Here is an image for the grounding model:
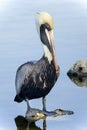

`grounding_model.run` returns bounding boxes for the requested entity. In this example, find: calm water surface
[0,1,87,130]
